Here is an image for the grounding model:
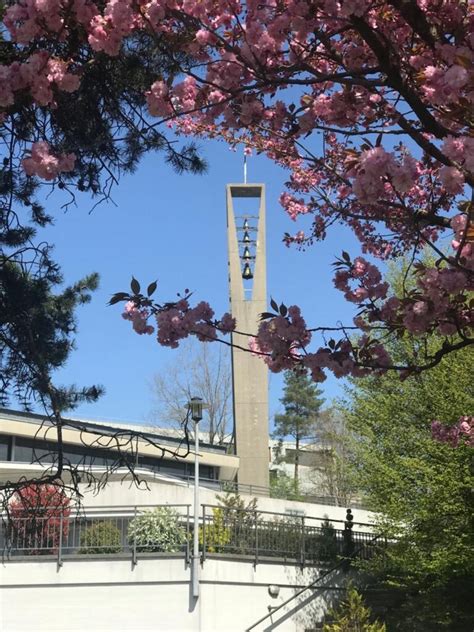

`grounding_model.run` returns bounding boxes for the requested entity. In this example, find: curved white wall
[0,556,348,632]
